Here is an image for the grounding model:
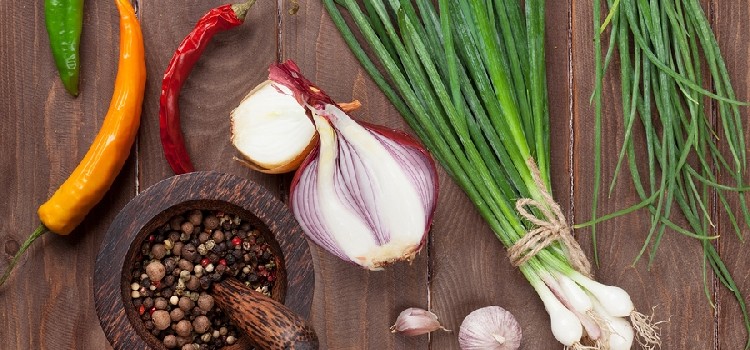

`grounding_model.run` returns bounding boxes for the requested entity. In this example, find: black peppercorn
[164,258,177,273]
[198,232,210,244]
[224,254,235,265]
[169,231,181,243]
[170,216,184,231]
[208,253,220,264]
[203,216,219,230]
[143,297,154,309]
[188,210,202,226]
[231,250,242,260]
[182,244,198,262]
[187,276,200,291]
[181,221,194,235]
[212,230,224,242]
[130,209,277,349]
[164,275,176,287]
[178,259,194,272]
[172,242,183,256]
[199,276,211,290]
